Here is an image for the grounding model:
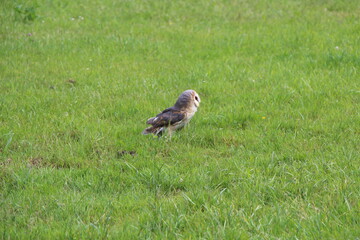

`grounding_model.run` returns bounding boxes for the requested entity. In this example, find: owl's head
[174,90,201,109]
